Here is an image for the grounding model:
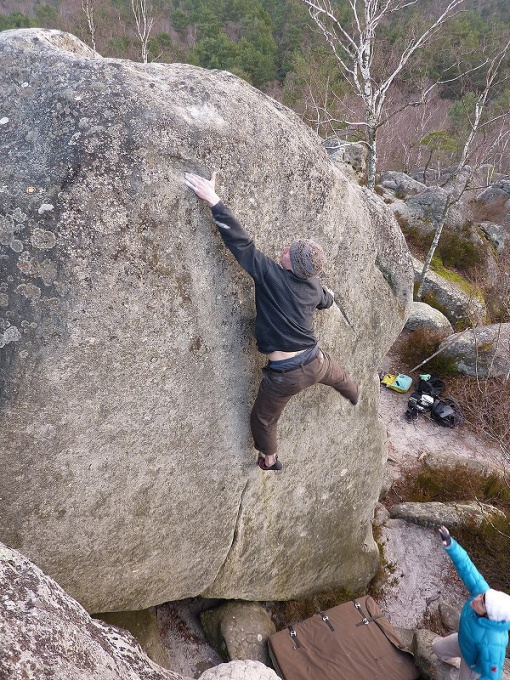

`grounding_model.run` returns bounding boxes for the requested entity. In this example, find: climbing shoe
[258,457,283,471]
